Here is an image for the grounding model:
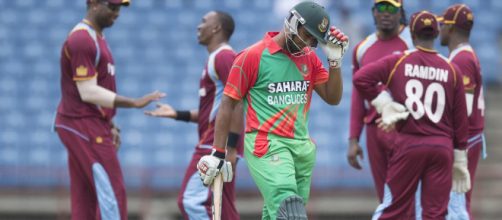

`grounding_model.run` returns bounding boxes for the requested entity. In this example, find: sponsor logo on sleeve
[76,65,88,76]
[463,75,471,85]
